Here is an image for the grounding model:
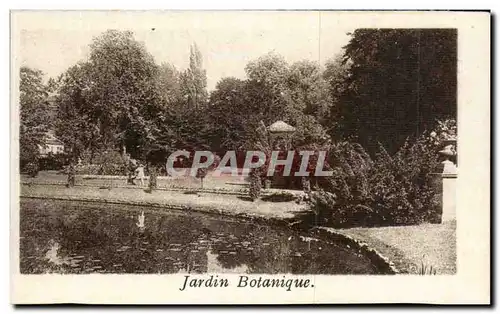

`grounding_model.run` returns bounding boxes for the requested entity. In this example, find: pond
[19,198,383,274]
